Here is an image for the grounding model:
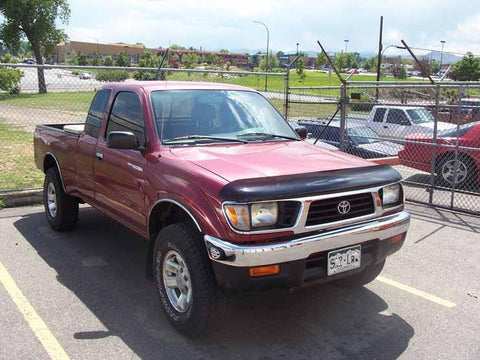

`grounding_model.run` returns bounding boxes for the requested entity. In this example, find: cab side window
[85,89,111,138]
[386,109,409,125]
[106,91,145,146]
[373,108,386,122]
